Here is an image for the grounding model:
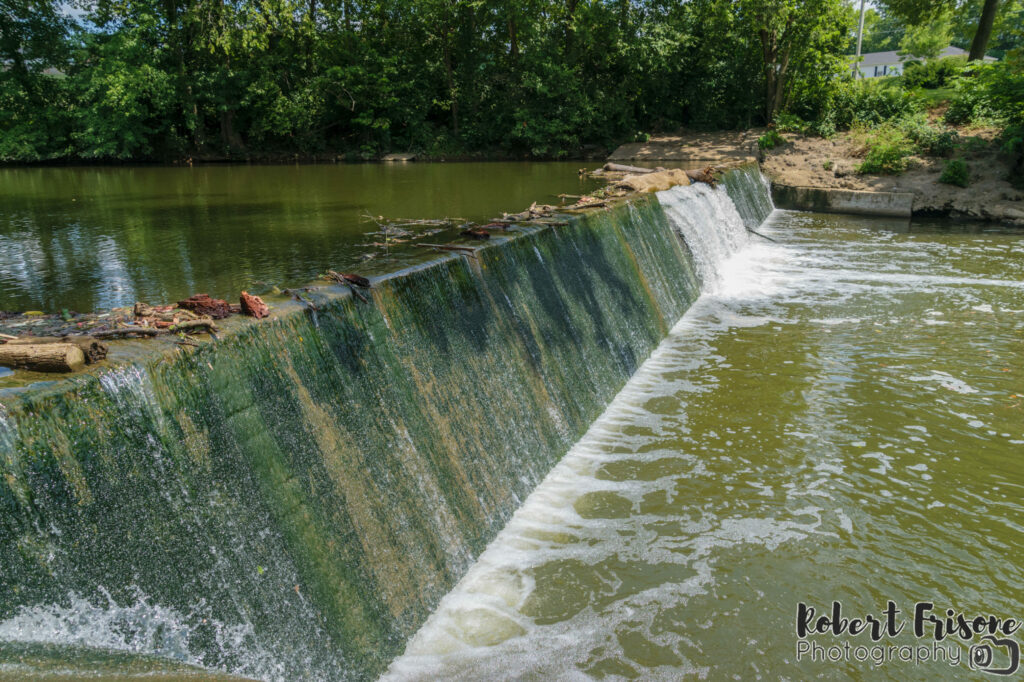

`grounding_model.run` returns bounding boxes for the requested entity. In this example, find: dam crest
[0,165,773,680]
